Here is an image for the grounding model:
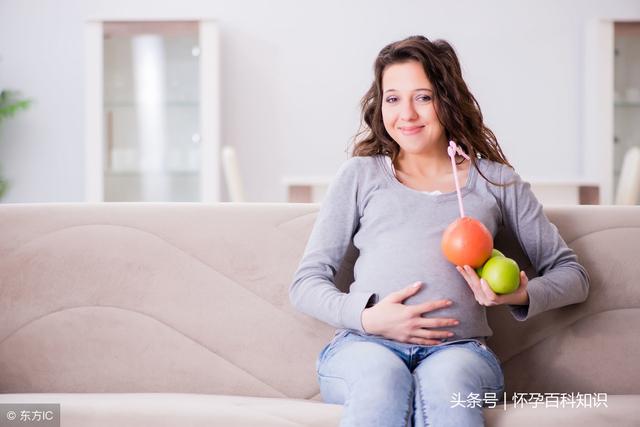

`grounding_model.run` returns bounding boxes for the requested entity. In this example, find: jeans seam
[404,386,414,427]
[414,374,429,427]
